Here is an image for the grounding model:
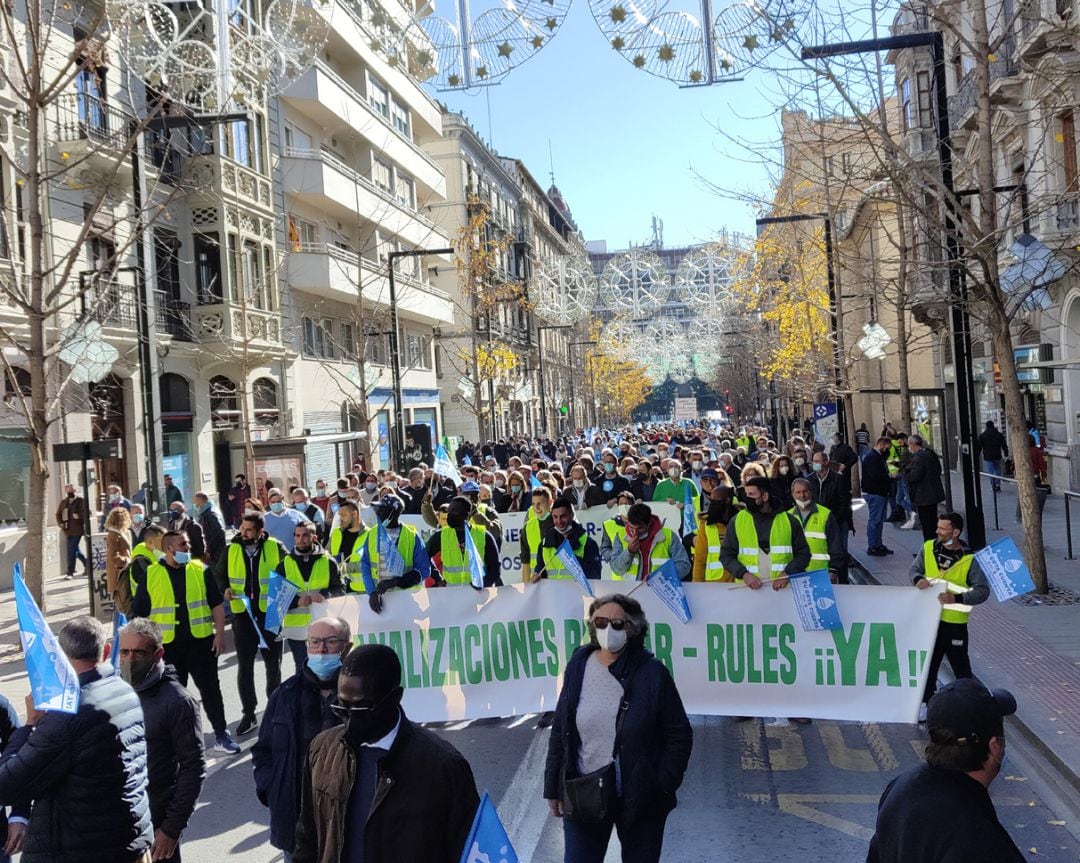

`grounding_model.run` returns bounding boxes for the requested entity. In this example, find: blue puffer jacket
[0,664,153,863]
[544,644,693,824]
[252,668,342,852]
